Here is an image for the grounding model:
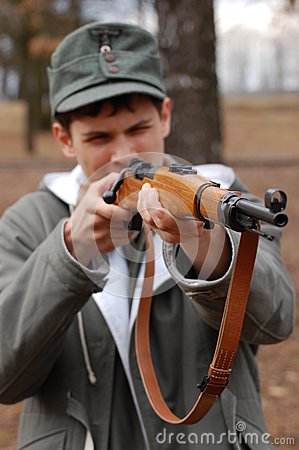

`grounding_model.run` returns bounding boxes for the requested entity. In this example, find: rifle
[102,158,289,425]
[103,157,288,238]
